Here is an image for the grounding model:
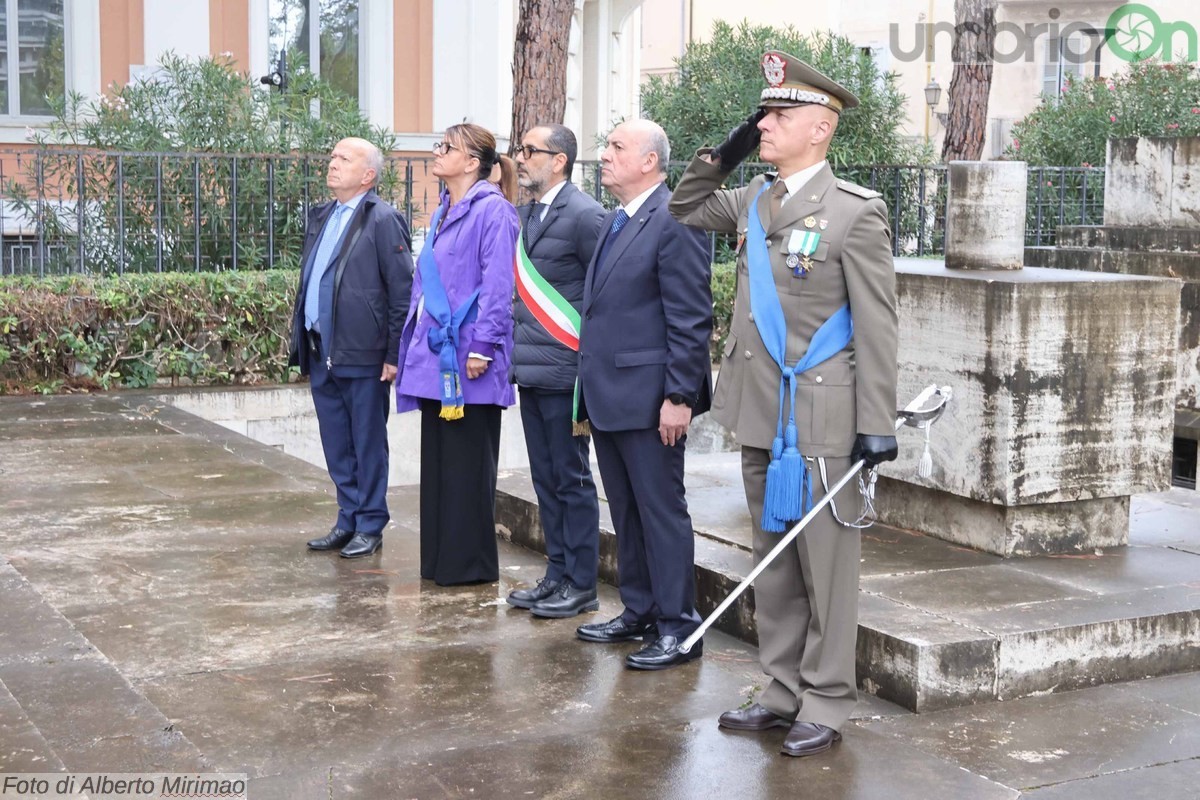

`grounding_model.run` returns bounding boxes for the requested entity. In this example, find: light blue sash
[419,204,480,420]
[746,180,854,532]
